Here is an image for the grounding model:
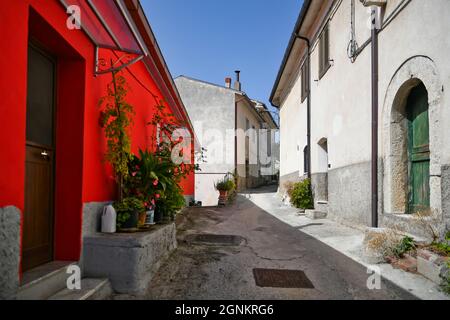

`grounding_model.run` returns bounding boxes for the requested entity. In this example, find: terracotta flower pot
[138,211,147,226]
[219,190,228,197]
[218,190,228,206]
